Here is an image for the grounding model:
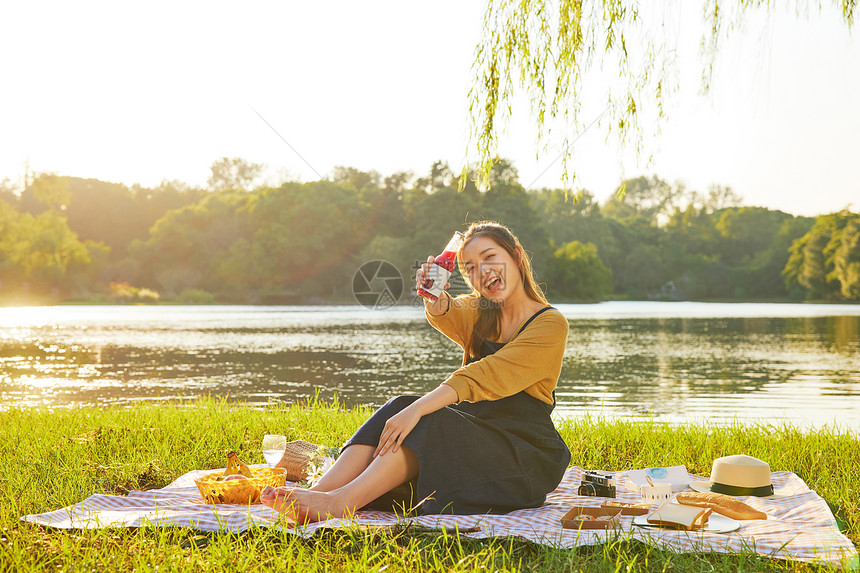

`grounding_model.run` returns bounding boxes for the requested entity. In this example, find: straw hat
[689,455,787,499]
